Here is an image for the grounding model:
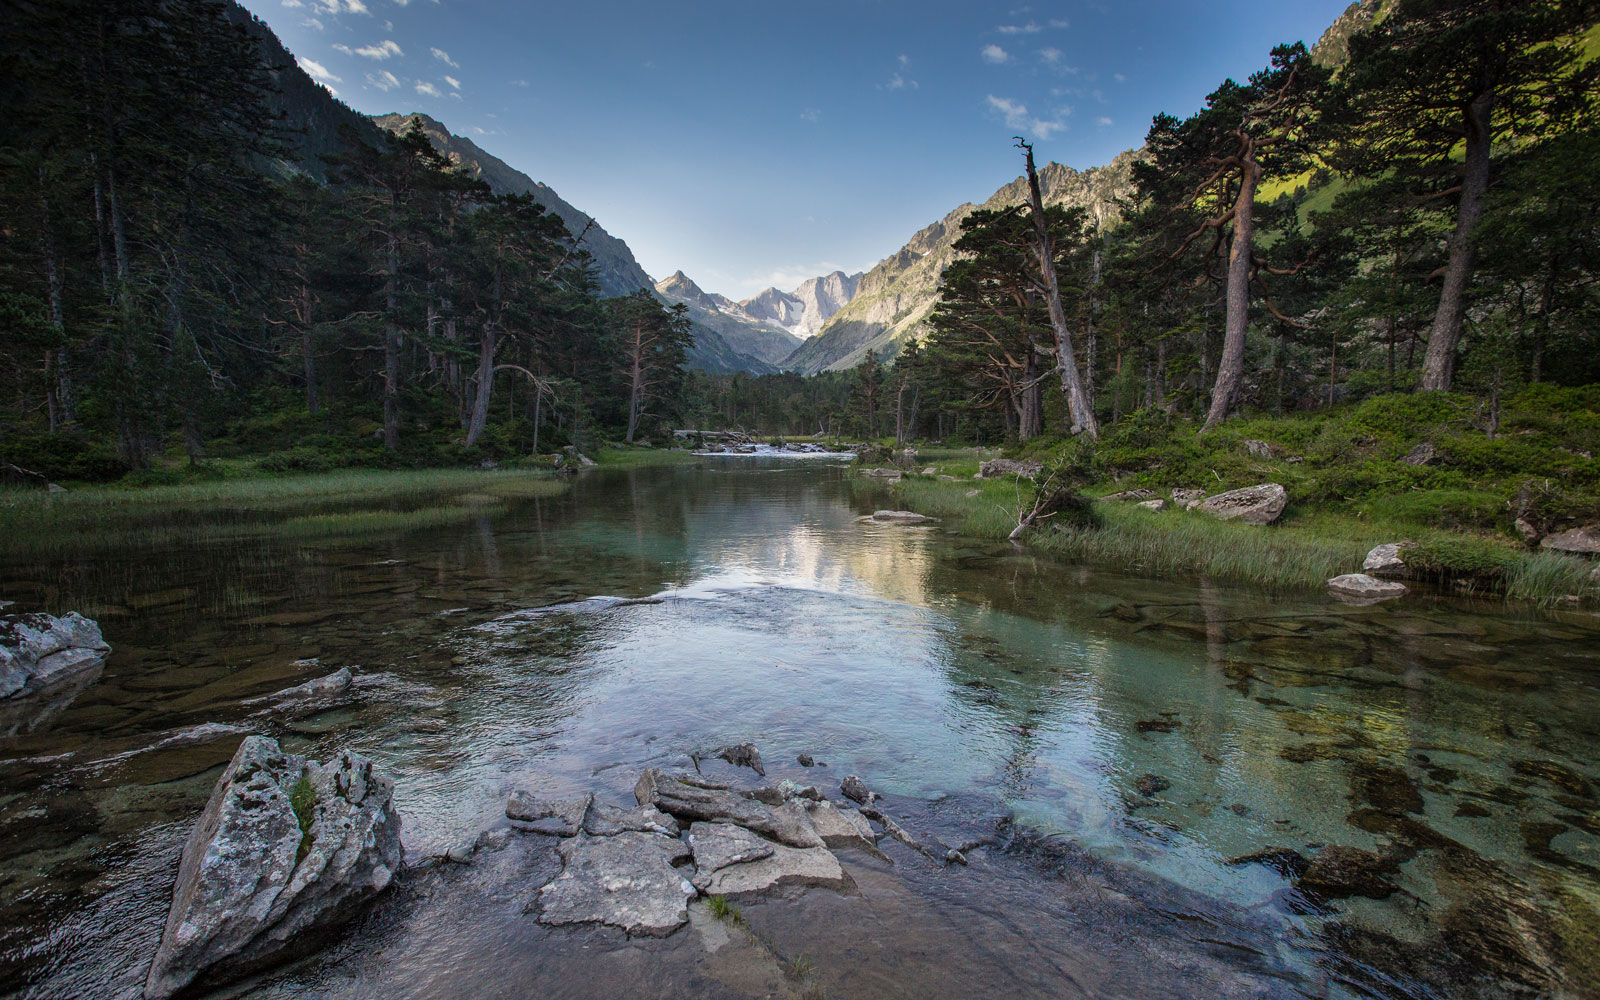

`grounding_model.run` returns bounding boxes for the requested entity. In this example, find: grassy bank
[855,390,1600,606]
